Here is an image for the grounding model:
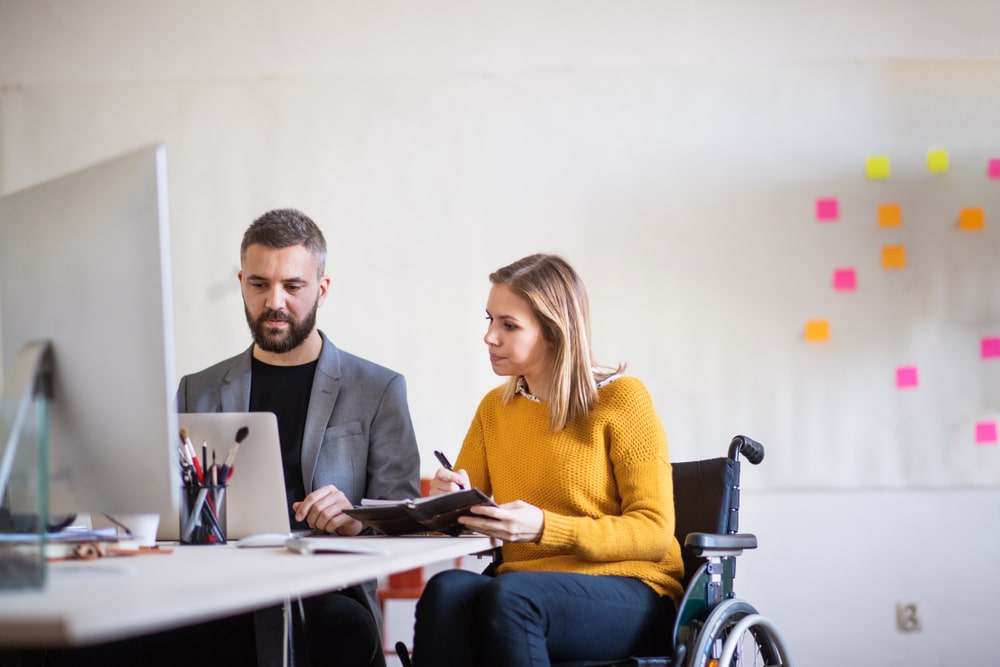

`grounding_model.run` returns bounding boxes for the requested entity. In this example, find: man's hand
[292,484,363,535]
[457,500,544,543]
